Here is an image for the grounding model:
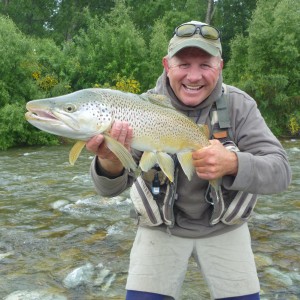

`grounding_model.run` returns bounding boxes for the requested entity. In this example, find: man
[86,21,291,300]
